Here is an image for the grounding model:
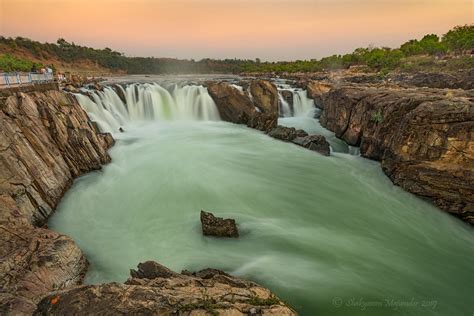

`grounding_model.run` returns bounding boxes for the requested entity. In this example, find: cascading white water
[292,90,316,117]
[278,93,292,117]
[76,83,220,133]
[278,89,316,118]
